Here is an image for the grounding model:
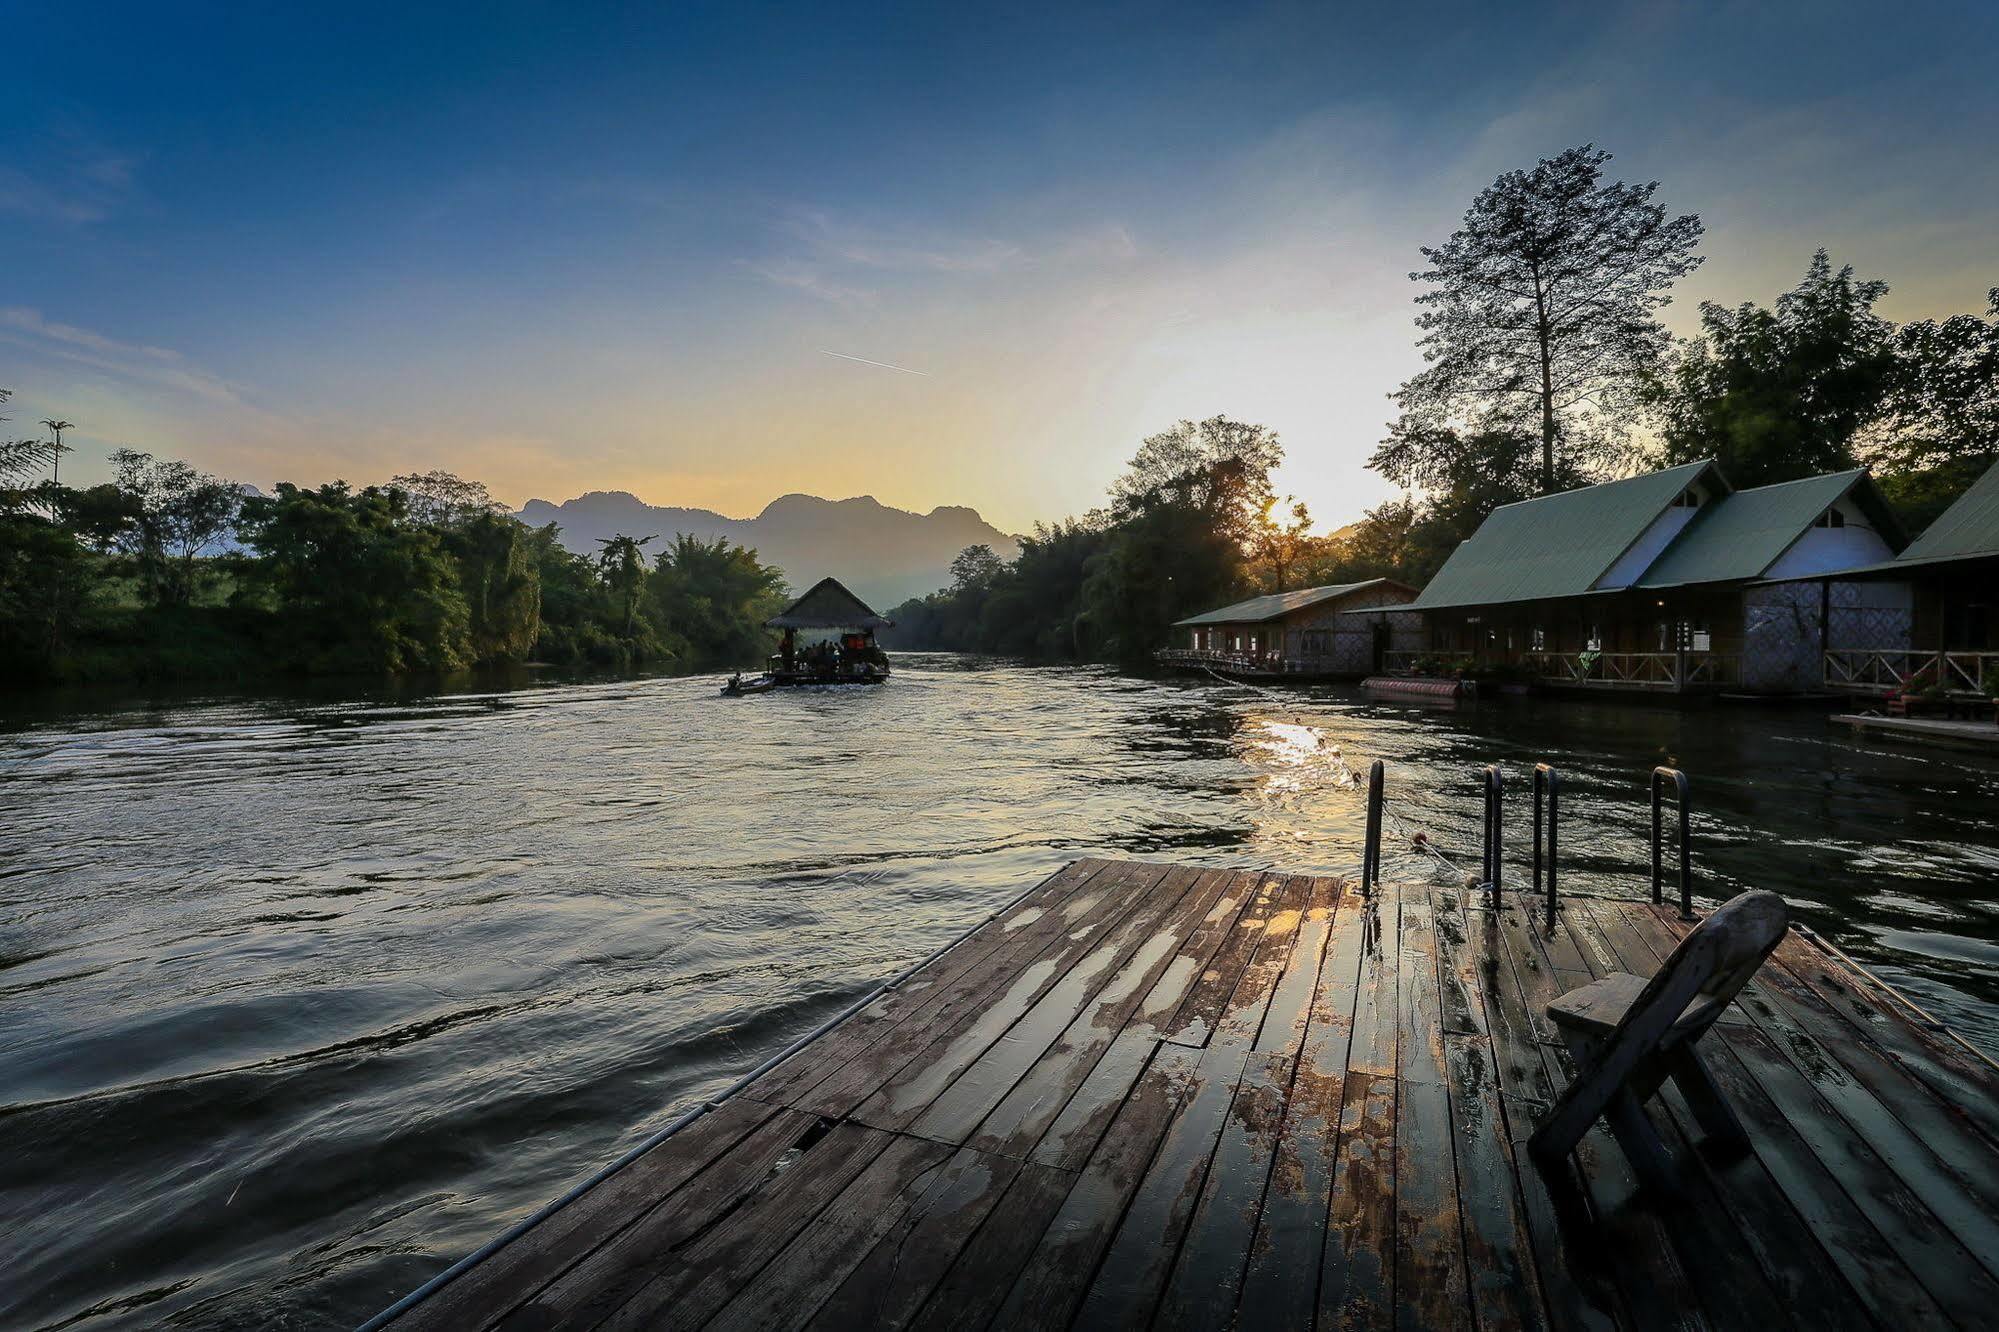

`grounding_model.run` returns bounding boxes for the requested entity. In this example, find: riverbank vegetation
[0,427,787,686]
[888,146,1996,662]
